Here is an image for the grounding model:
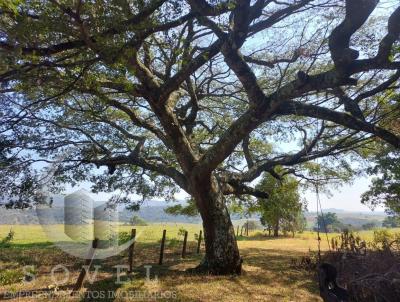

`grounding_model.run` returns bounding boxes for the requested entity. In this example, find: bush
[118,231,132,244]
[0,269,23,285]
[130,215,148,226]
[371,229,394,249]
[167,238,180,248]
[178,227,187,238]
[382,216,400,228]
[0,229,15,247]
[362,222,376,230]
